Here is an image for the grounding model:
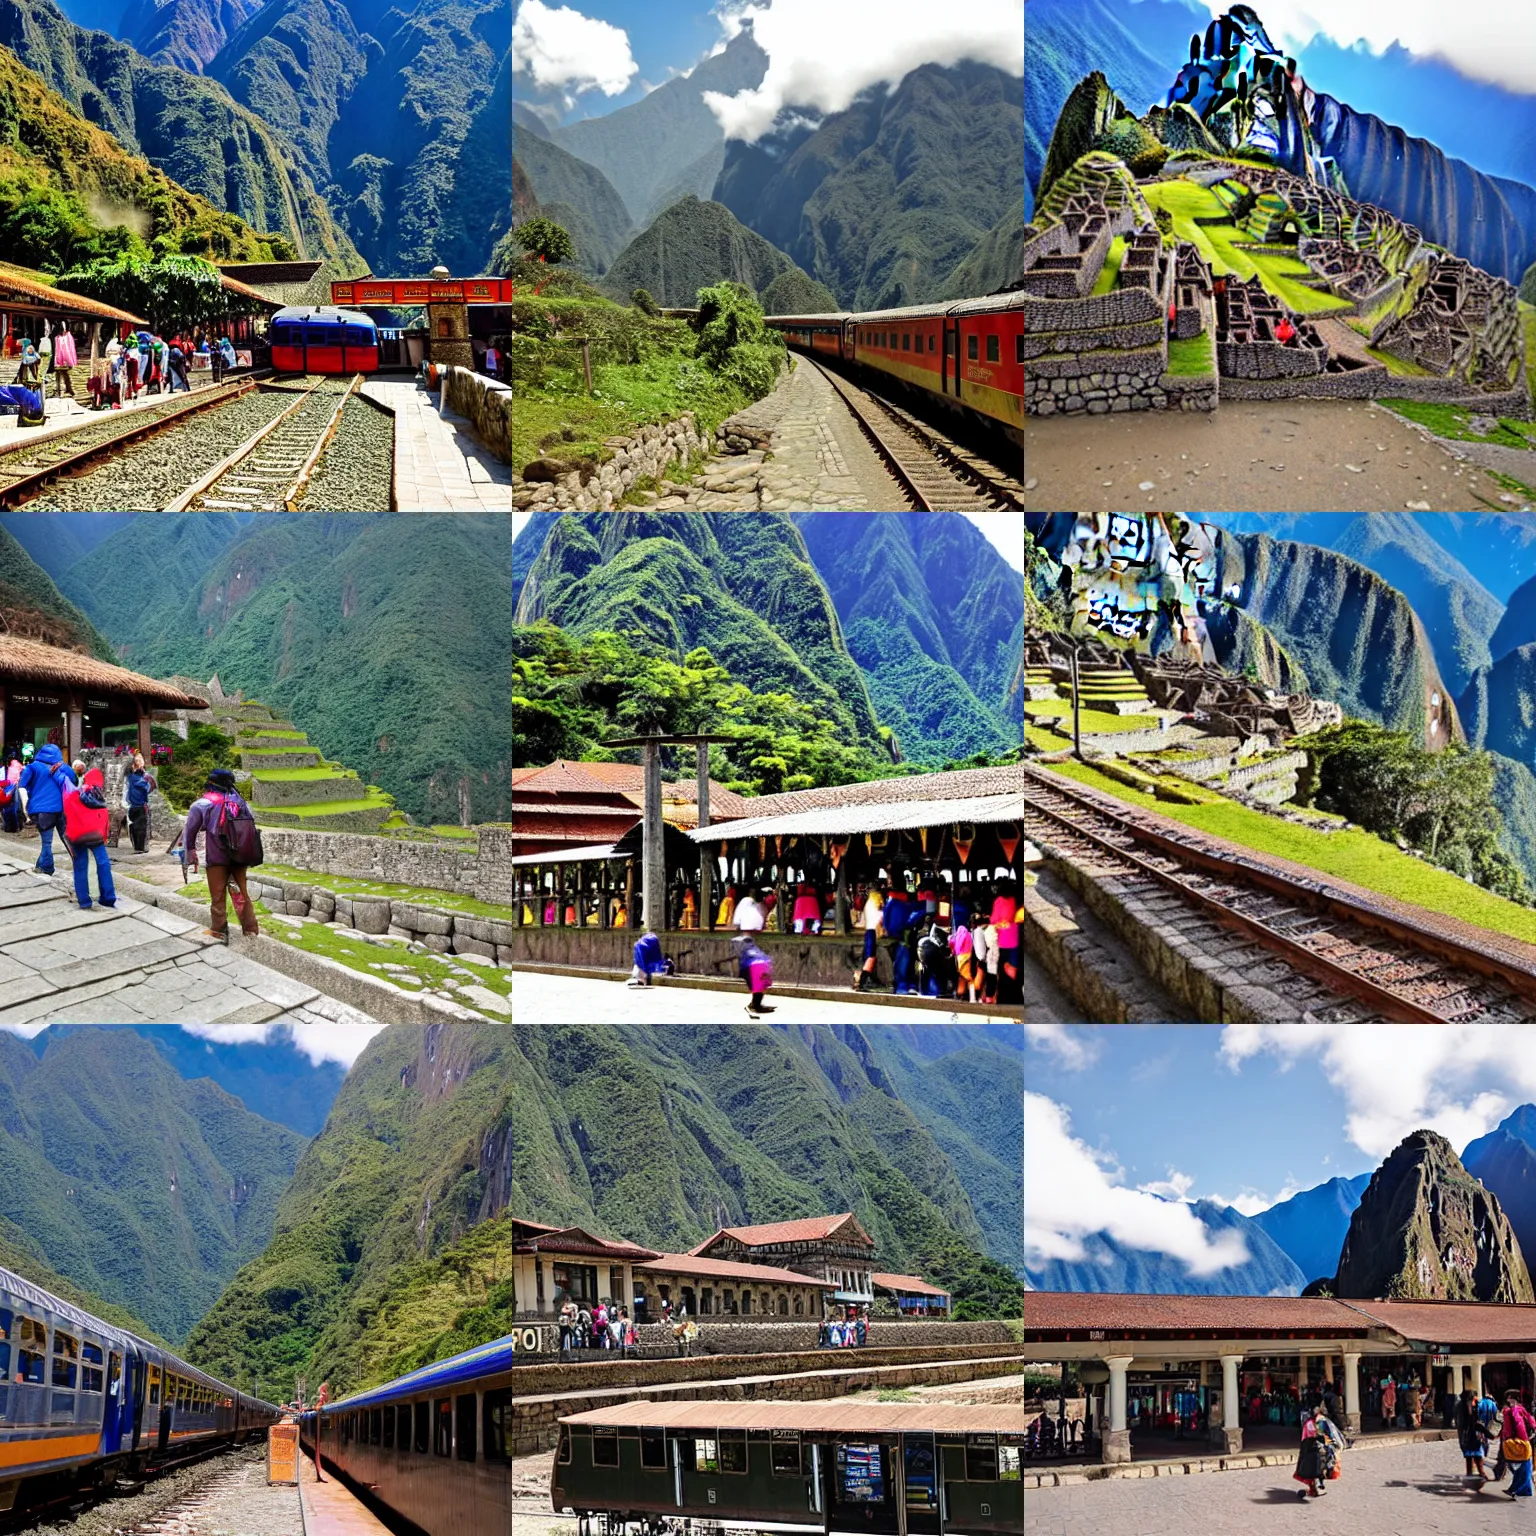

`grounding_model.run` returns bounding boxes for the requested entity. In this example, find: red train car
[269,306,378,374]
[768,292,1024,445]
